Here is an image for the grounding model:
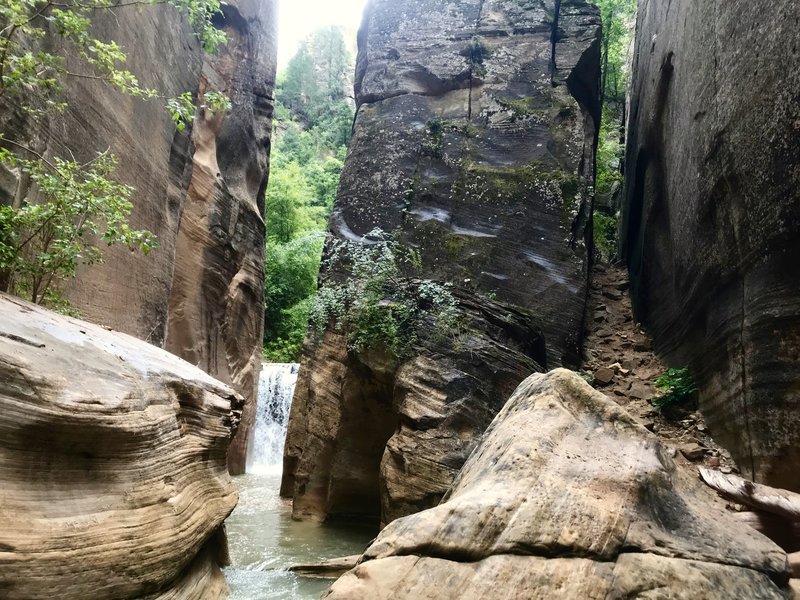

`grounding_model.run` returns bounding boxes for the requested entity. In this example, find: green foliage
[593,0,637,104]
[421,117,444,158]
[592,211,617,260]
[262,233,325,361]
[261,26,355,360]
[309,229,459,356]
[0,0,231,310]
[0,148,156,304]
[592,0,636,261]
[652,367,699,411]
[461,36,490,78]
